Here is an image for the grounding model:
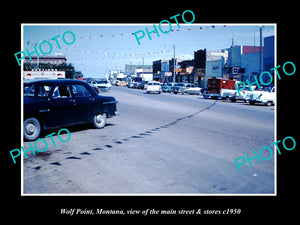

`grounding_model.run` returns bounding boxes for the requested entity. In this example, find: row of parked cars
[201,78,275,106]
[124,79,275,106]
[225,86,275,106]
[126,81,202,95]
